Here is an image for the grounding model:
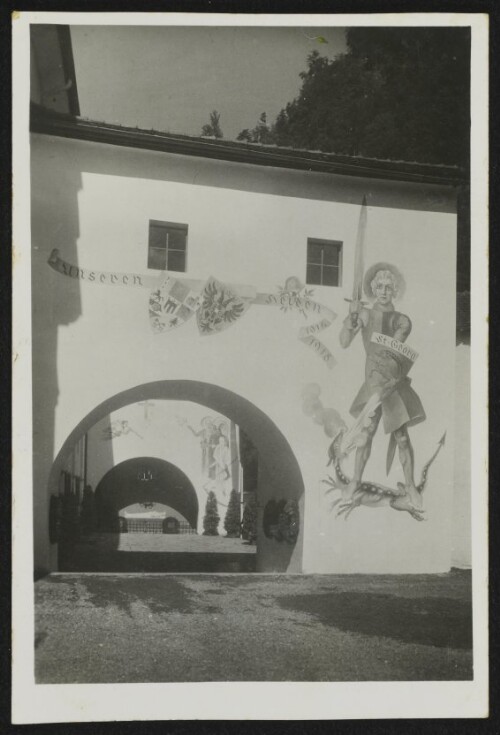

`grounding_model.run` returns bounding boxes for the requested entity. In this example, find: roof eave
[30,107,467,187]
